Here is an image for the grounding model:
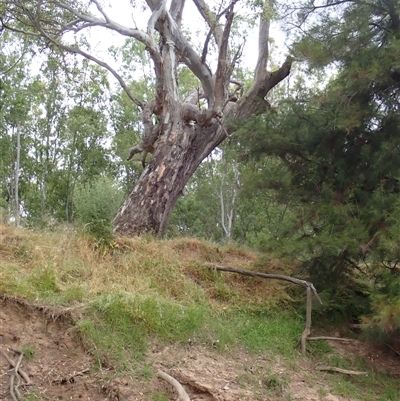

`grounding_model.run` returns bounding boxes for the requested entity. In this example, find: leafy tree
[1,0,292,236]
